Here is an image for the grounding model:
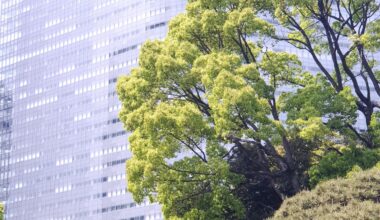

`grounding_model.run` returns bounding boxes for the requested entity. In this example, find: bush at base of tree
[308,147,380,187]
[271,164,380,220]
